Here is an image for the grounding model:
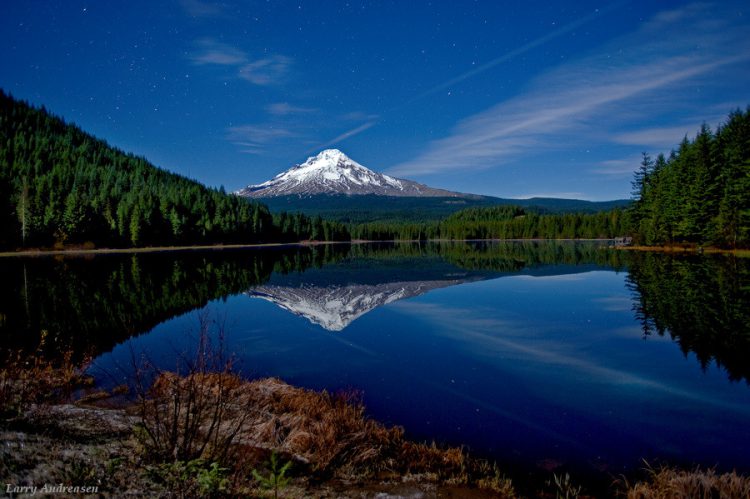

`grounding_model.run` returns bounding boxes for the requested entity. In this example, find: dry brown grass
[0,349,93,419]
[148,374,466,478]
[136,372,515,496]
[239,379,402,475]
[624,465,750,499]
